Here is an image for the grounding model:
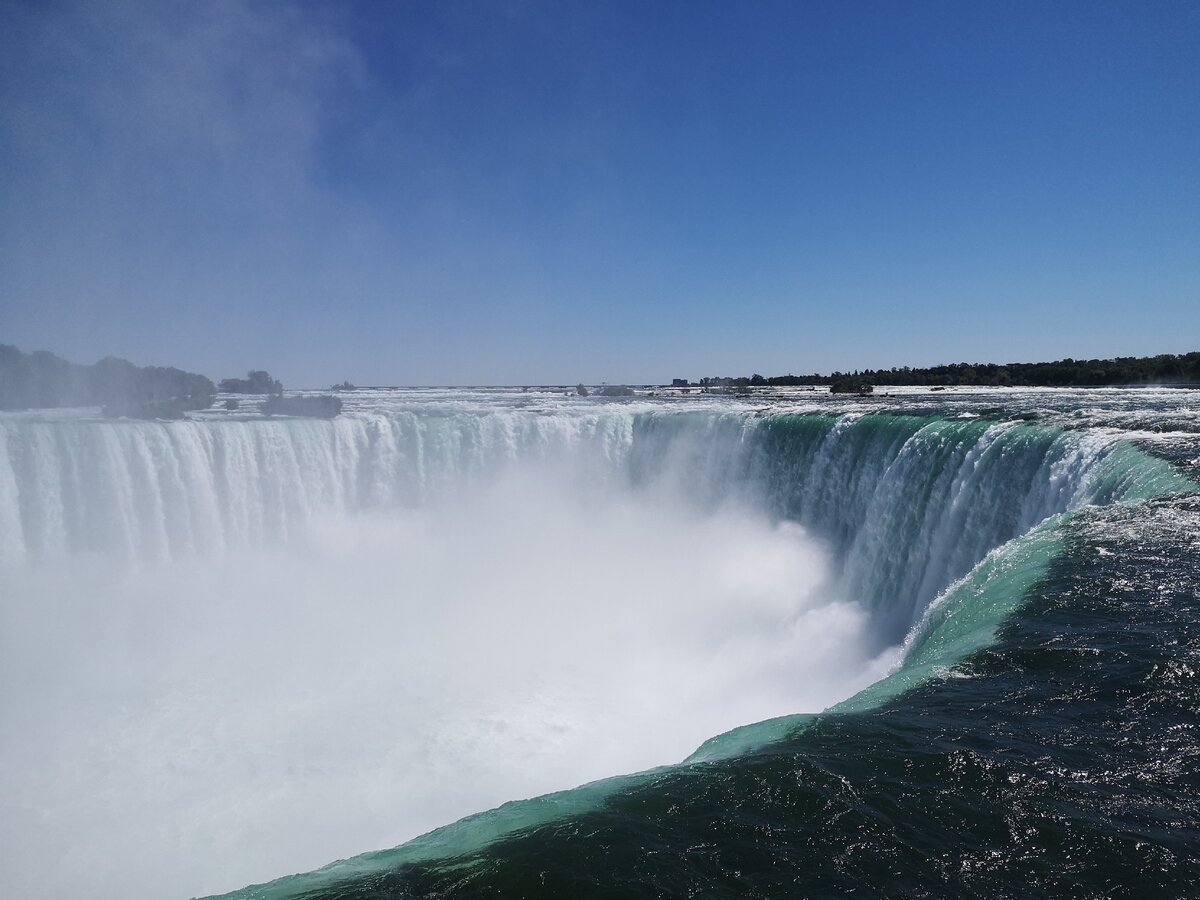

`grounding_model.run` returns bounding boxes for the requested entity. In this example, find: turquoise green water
[205,411,1195,900]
